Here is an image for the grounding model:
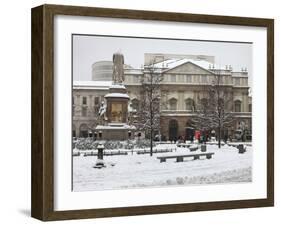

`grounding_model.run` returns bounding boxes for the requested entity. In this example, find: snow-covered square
[72,36,253,192]
[73,143,252,191]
